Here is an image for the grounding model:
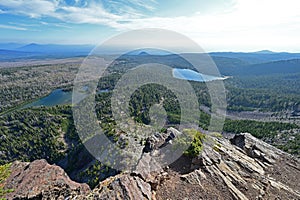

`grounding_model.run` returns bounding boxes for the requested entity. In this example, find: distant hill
[114,52,300,77]
[138,51,151,56]
[210,51,300,64]
[211,56,249,75]
[253,50,275,54]
[125,48,171,56]
[218,59,300,76]
[0,43,95,60]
